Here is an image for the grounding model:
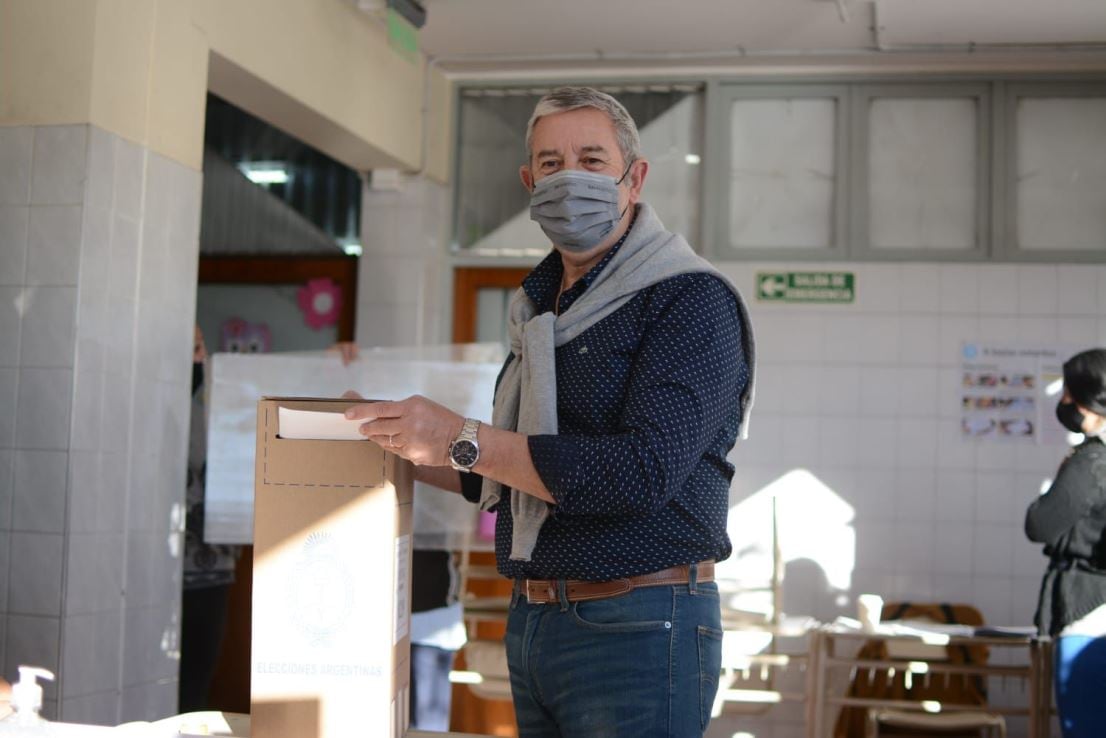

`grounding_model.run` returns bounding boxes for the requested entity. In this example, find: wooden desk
[807,624,1052,738]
